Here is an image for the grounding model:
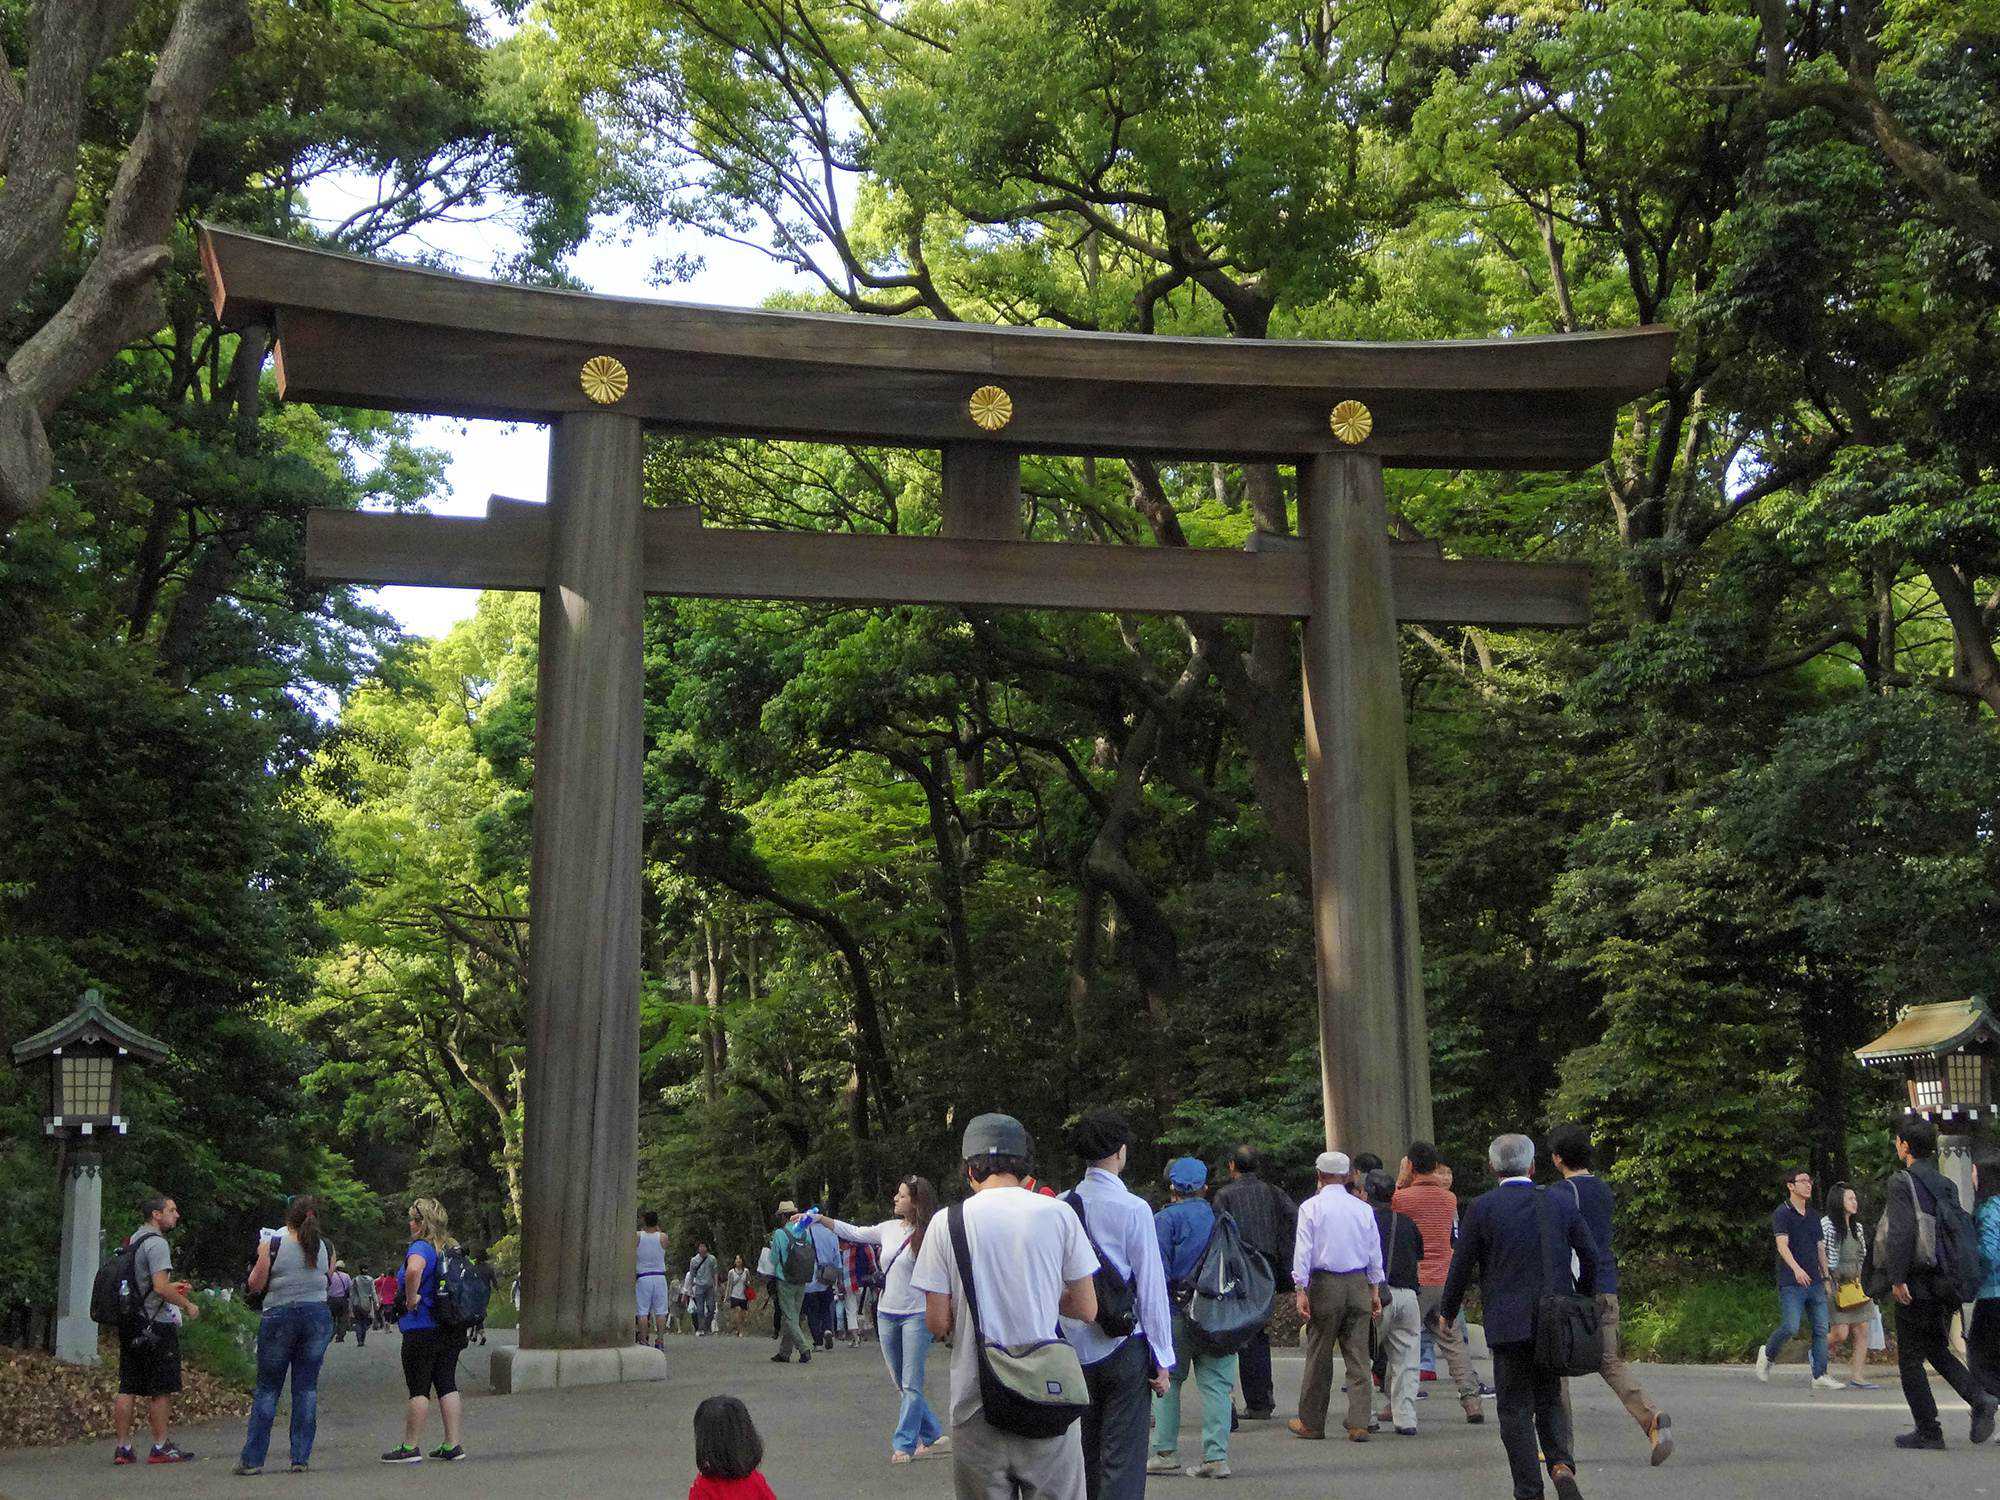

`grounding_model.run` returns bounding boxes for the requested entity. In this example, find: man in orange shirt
[1393,1142,1485,1425]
